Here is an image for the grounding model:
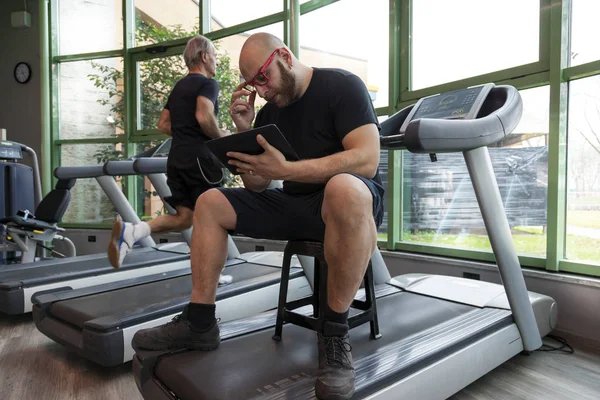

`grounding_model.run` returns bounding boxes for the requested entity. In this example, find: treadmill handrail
[103,160,137,176]
[403,85,523,153]
[133,157,168,174]
[54,165,106,179]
